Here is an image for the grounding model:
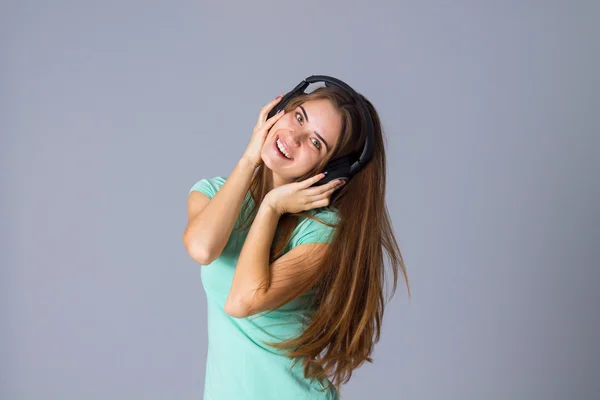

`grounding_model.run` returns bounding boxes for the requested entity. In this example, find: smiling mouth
[275,136,293,161]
